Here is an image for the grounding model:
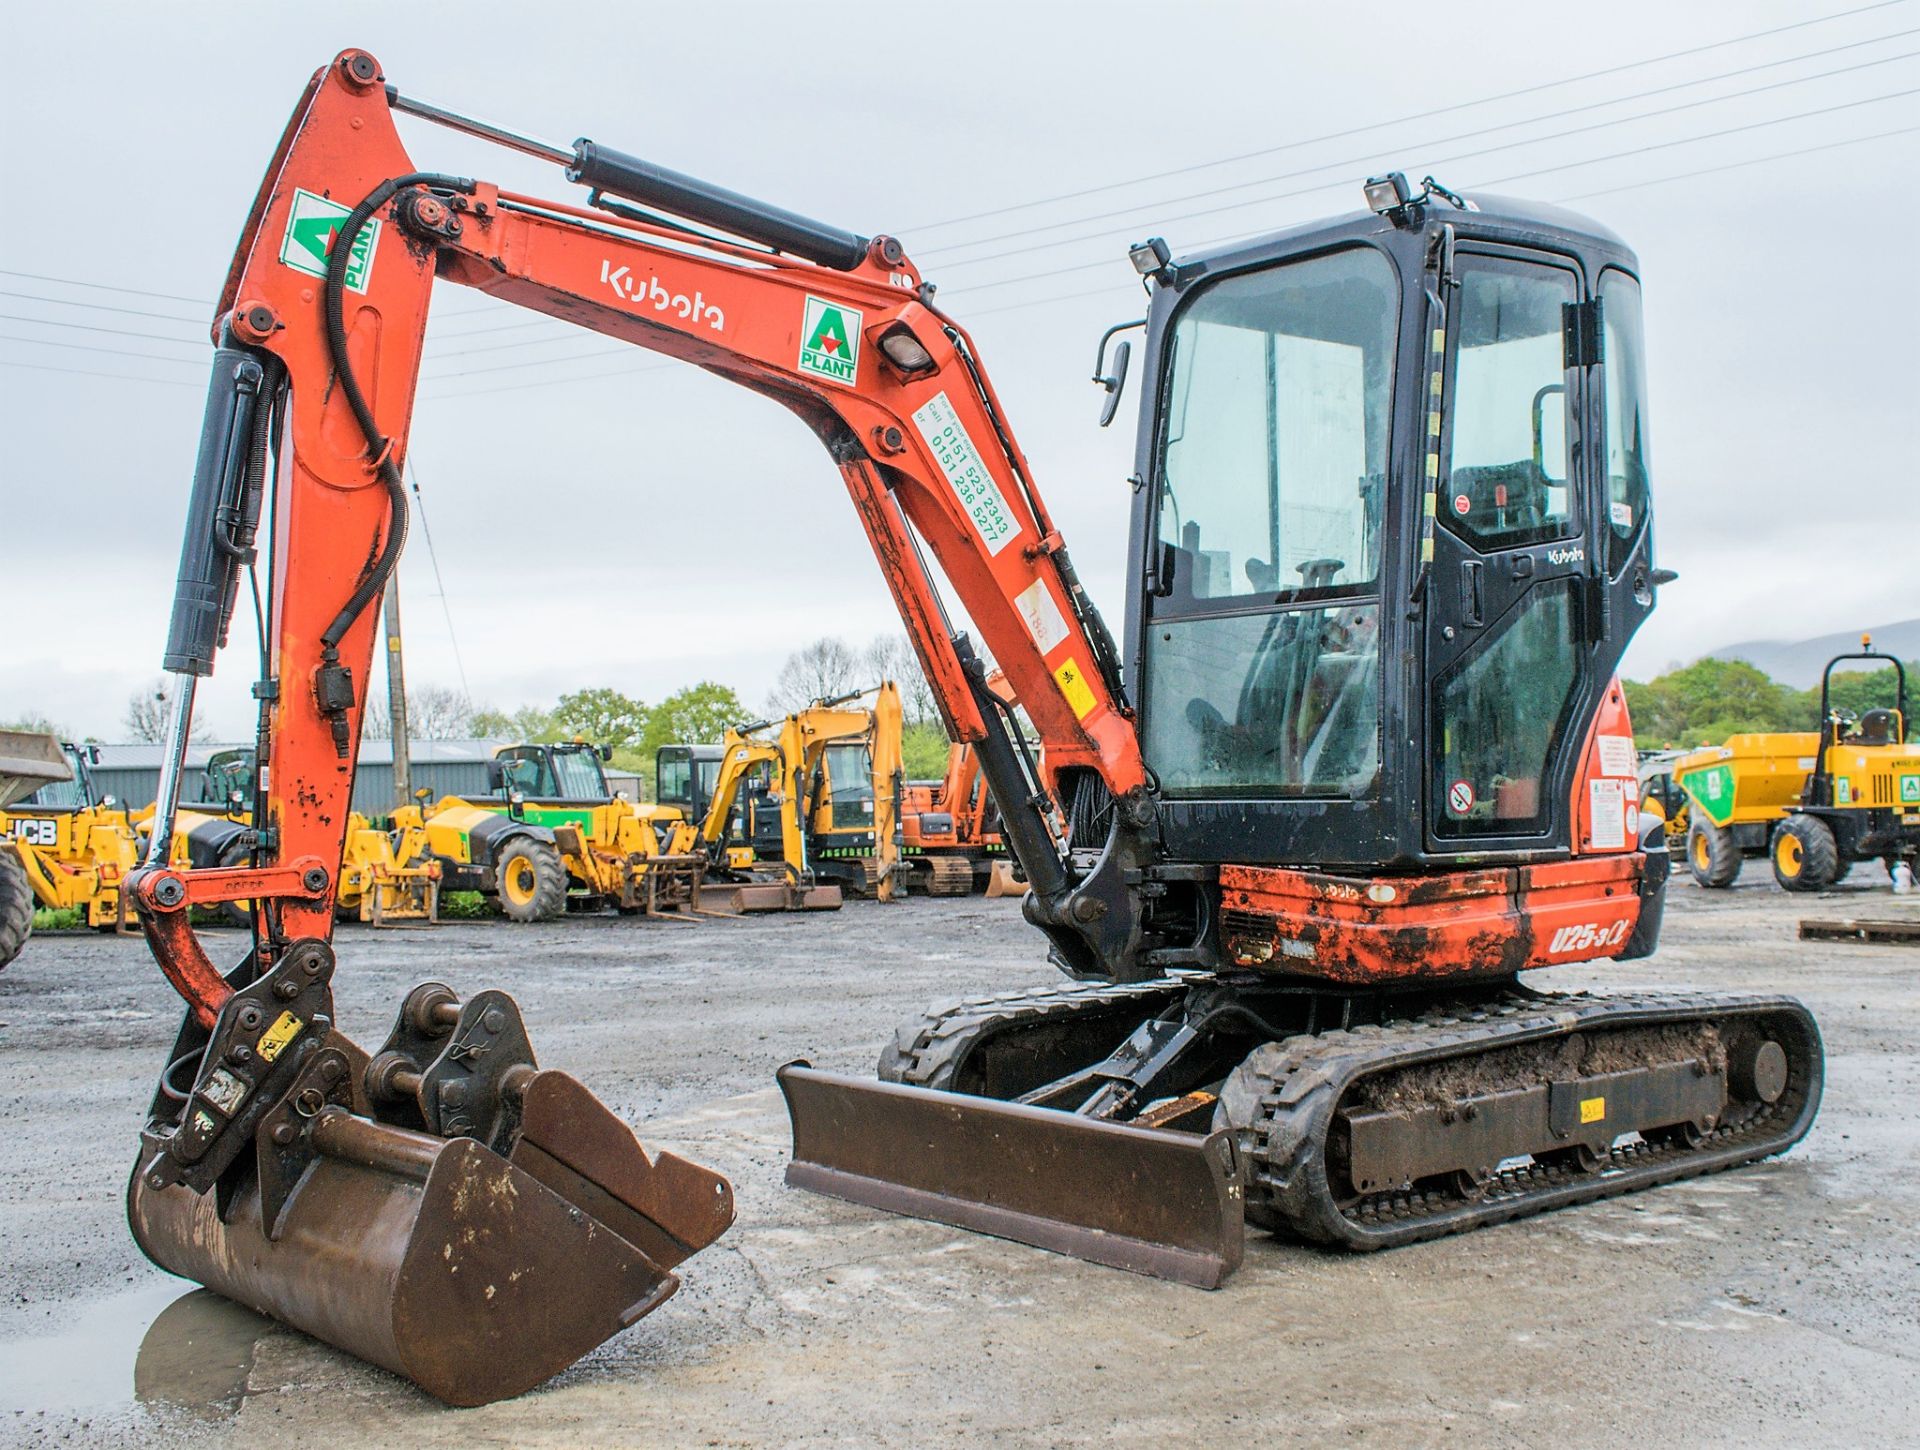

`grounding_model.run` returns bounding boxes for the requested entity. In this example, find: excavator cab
[1129,179,1656,876]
